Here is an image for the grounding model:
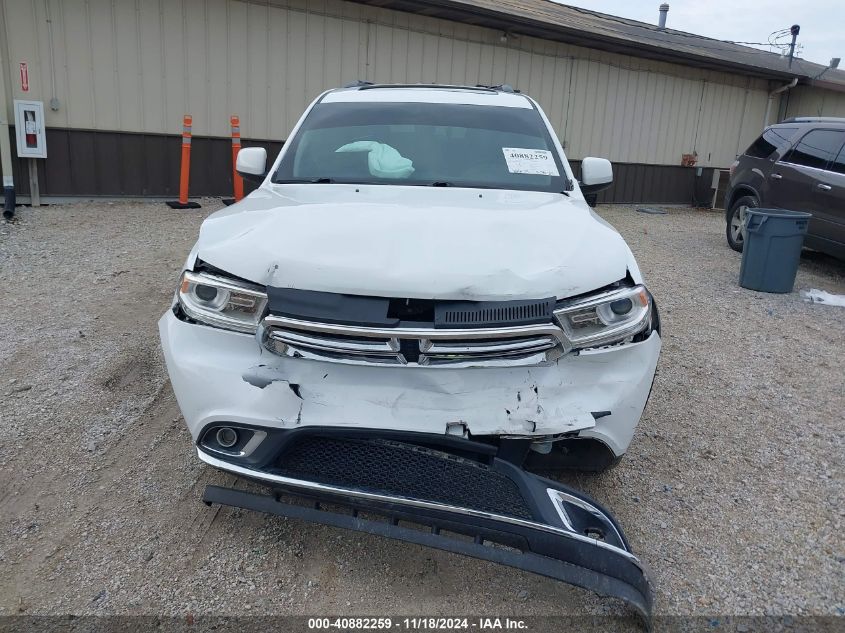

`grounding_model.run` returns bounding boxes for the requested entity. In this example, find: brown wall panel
[118,133,149,195]
[622,164,639,202]
[142,134,180,196]
[41,130,73,193]
[570,159,714,204]
[5,128,708,204]
[67,130,99,195]
[4,128,282,198]
[94,133,122,196]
